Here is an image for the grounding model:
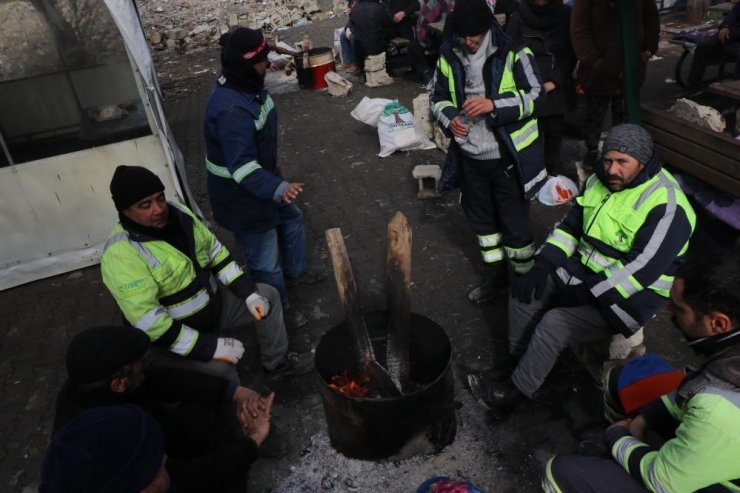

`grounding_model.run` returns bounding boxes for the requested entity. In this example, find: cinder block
[364,52,386,72]
[166,29,187,40]
[412,165,442,199]
[365,68,394,87]
[413,93,433,139]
